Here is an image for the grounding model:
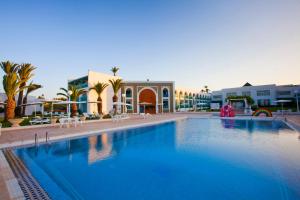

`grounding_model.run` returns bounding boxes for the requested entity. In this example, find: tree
[108,79,122,113]
[89,82,109,114]
[0,61,26,119]
[179,91,183,109]
[111,66,119,76]
[226,95,255,106]
[16,63,36,116]
[57,85,86,116]
[22,83,42,116]
[204,85,210,93]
